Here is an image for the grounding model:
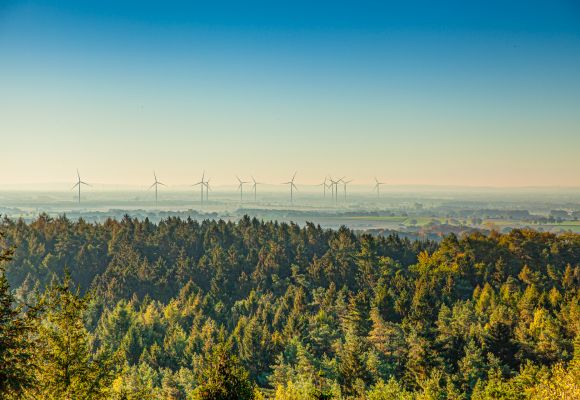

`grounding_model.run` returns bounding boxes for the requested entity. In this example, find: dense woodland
[1,214,579,399]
